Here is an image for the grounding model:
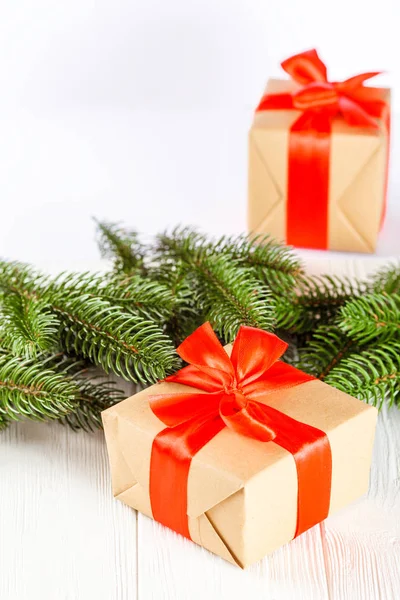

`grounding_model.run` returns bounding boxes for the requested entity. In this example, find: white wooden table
[1,257,399,600]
